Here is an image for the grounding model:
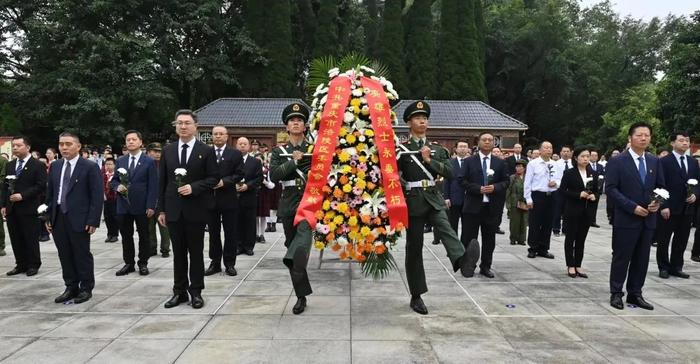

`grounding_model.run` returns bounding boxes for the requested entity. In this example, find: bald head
[236,137,250,154]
